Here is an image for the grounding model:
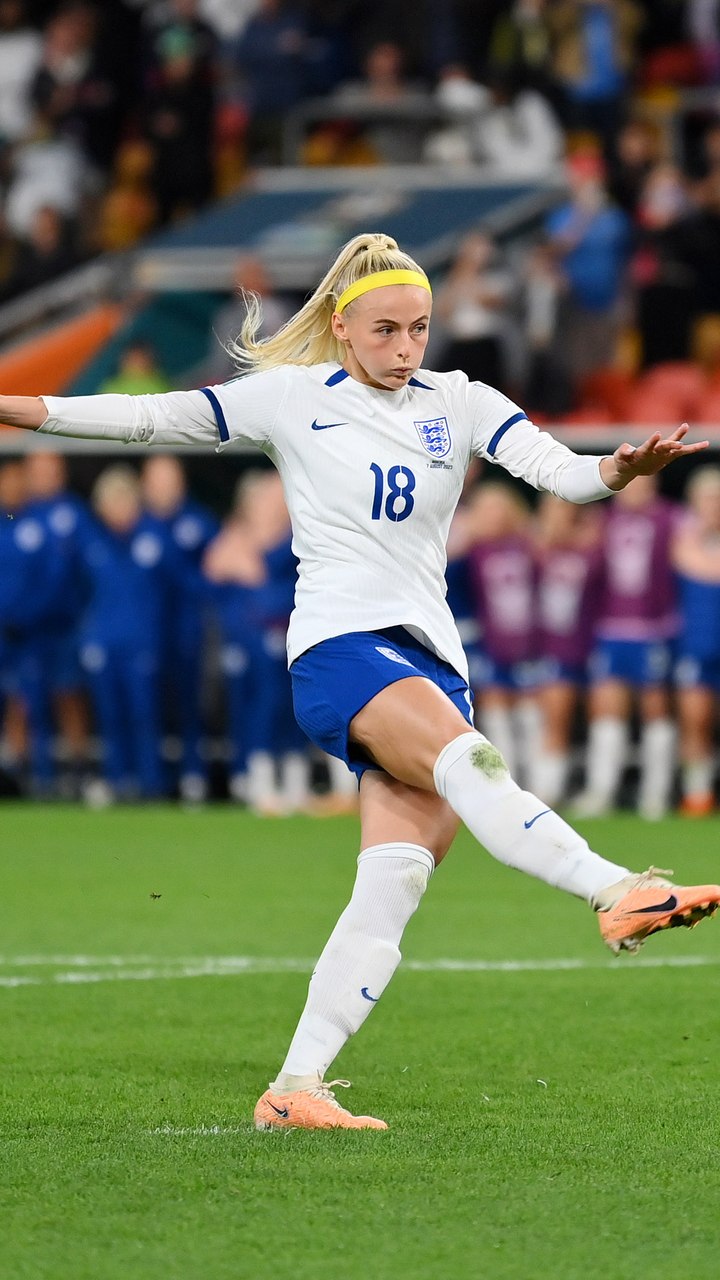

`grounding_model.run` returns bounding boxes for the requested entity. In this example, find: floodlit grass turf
[2,805,720,1280]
